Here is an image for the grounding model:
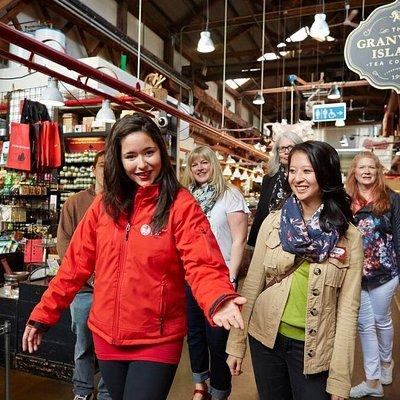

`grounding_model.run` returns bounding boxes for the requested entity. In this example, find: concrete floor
[1,290,400,400]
